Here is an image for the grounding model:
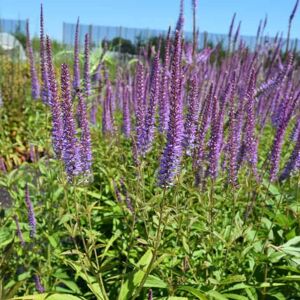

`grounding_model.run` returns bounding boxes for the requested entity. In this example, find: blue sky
[0,0,299,41]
